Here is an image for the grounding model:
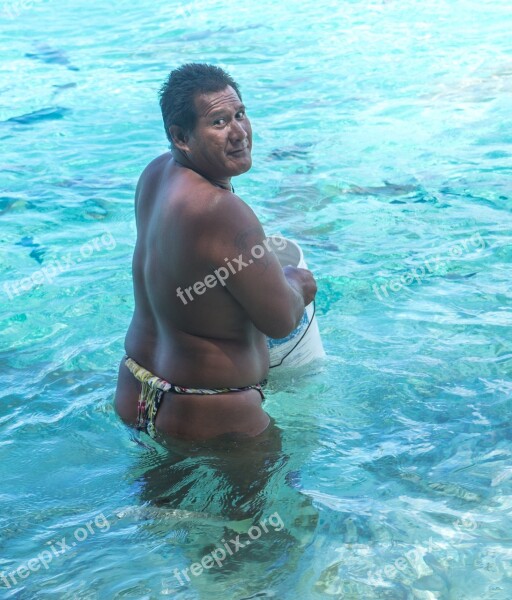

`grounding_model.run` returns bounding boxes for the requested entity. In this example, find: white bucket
[266,237,325,369]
